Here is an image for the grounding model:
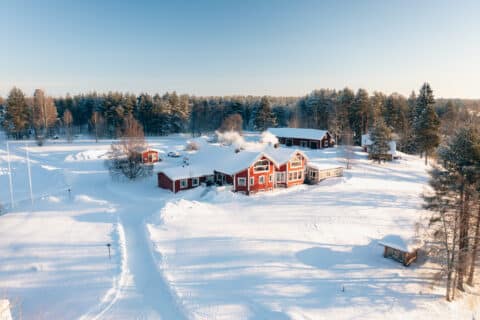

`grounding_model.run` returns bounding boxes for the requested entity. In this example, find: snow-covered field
[0,134,478,319]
